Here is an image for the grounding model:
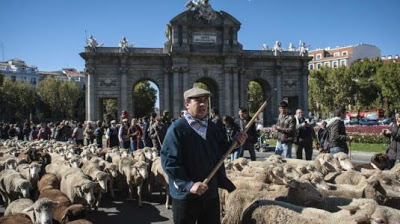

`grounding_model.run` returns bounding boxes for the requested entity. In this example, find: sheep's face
[151,148,158,158]
[106,165,118,178]
[80,182,96,206]
[320,154,341,172]
[6,159,17,169]
[334,152,355,171]
[96,173,109,192]
[289,180,323,205]
[19,180,32,198]
[69,158,81,168]
[143,148,153,161]
[135,162,149,179]
[33,204,56,224]
[284,165,301,180]
[29,164,42,180]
